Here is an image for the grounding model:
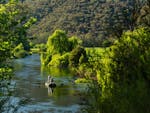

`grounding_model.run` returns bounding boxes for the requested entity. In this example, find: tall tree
[0,0,36,79]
